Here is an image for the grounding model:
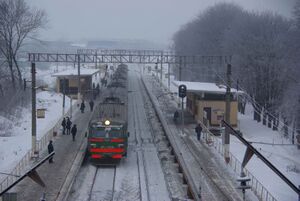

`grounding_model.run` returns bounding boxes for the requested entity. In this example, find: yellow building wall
[68,78,78,87]
[195,100,238,127]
